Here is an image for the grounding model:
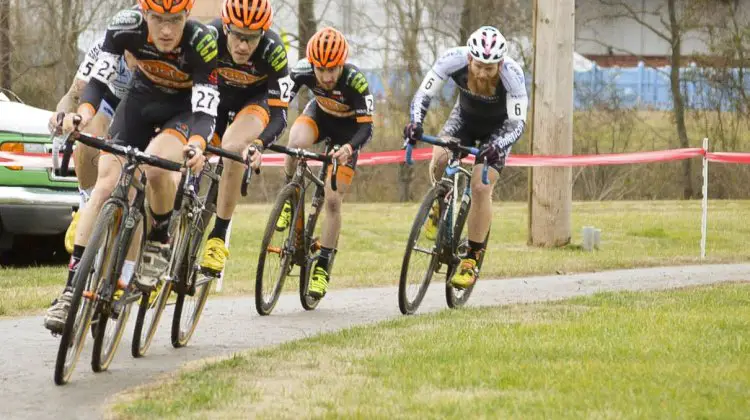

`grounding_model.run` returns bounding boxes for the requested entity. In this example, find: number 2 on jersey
[277,75,294,103]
